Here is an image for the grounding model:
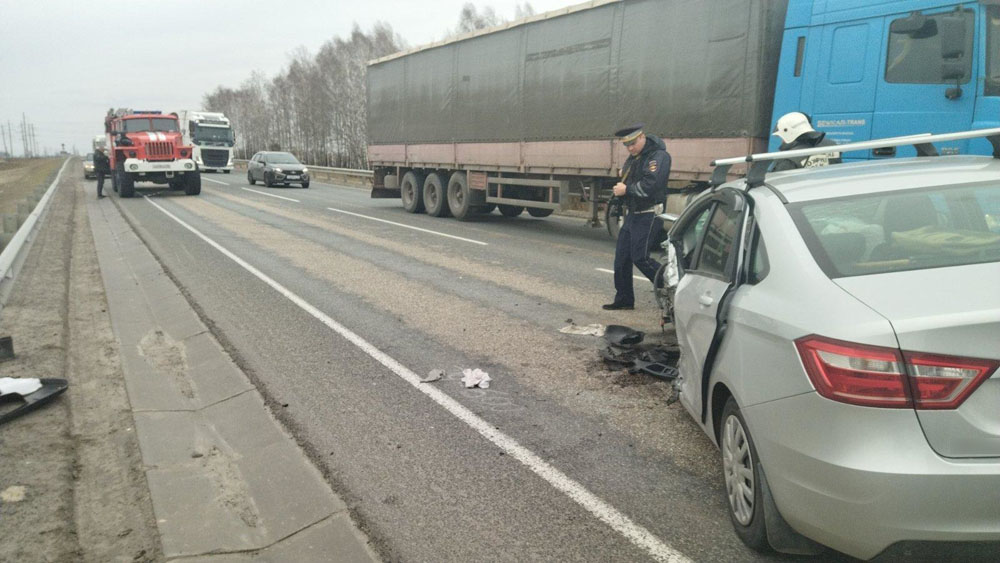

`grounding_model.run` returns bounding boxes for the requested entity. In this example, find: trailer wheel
[527,207,554,218]
[423,173,451,217]
[498,204,523,217]
[447,171,477,221]
[481,203,496,214]
[118,170,135,198]
[184,172,201,195]
[401,171,425,213]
